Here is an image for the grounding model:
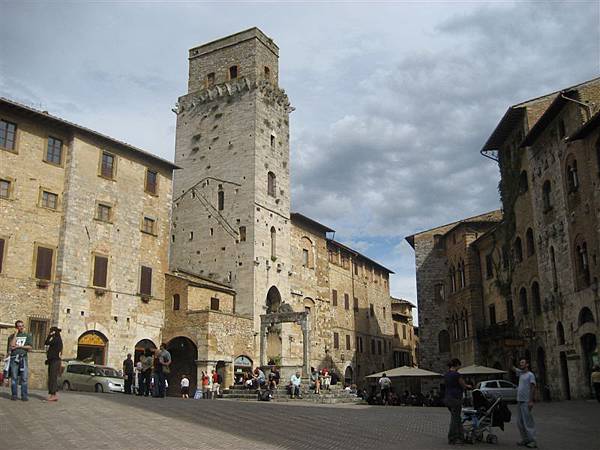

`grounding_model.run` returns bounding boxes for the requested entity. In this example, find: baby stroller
[462,389,511,444]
